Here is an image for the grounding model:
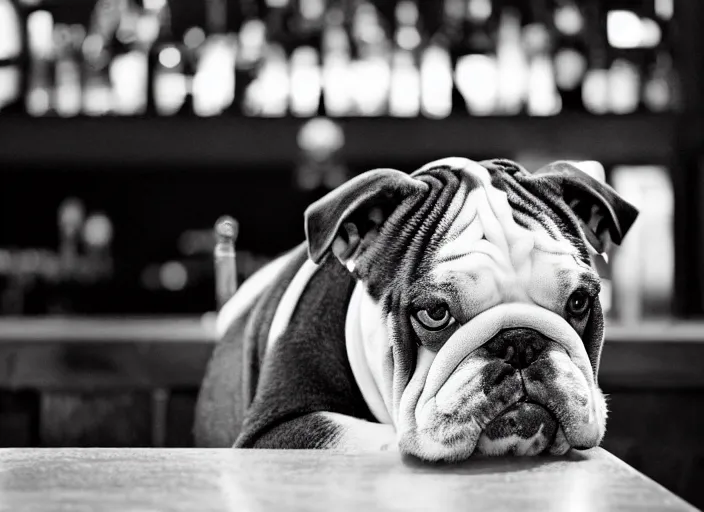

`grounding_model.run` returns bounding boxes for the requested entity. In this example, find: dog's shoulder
[235,254,375,448]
